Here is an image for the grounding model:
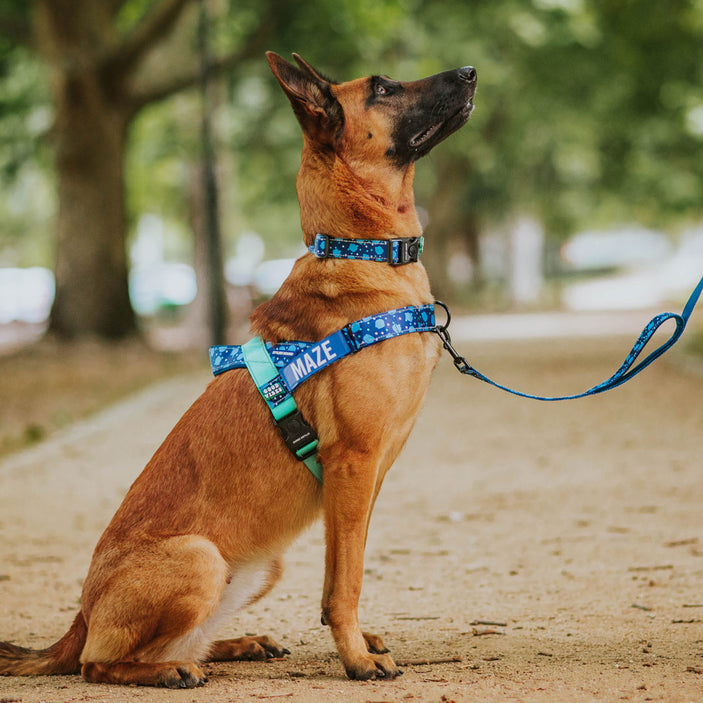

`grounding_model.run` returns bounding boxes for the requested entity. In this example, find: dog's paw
[248,634,291,659]
[209,635,290,662]
[362,631,390,655]
[157,663,208,689]
[345,653,402,681]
